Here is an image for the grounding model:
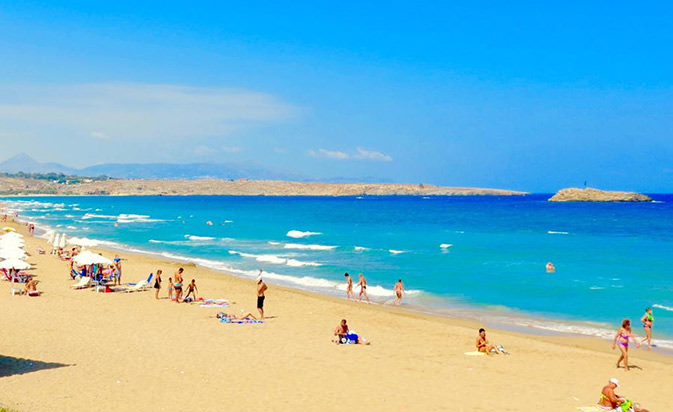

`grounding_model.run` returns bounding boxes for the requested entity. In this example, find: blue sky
[0,1,671,191]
